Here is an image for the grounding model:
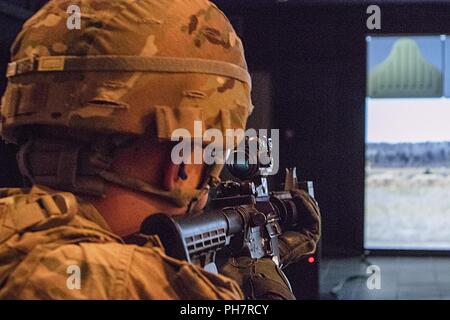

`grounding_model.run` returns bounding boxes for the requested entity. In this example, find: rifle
[140,136,314,272]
